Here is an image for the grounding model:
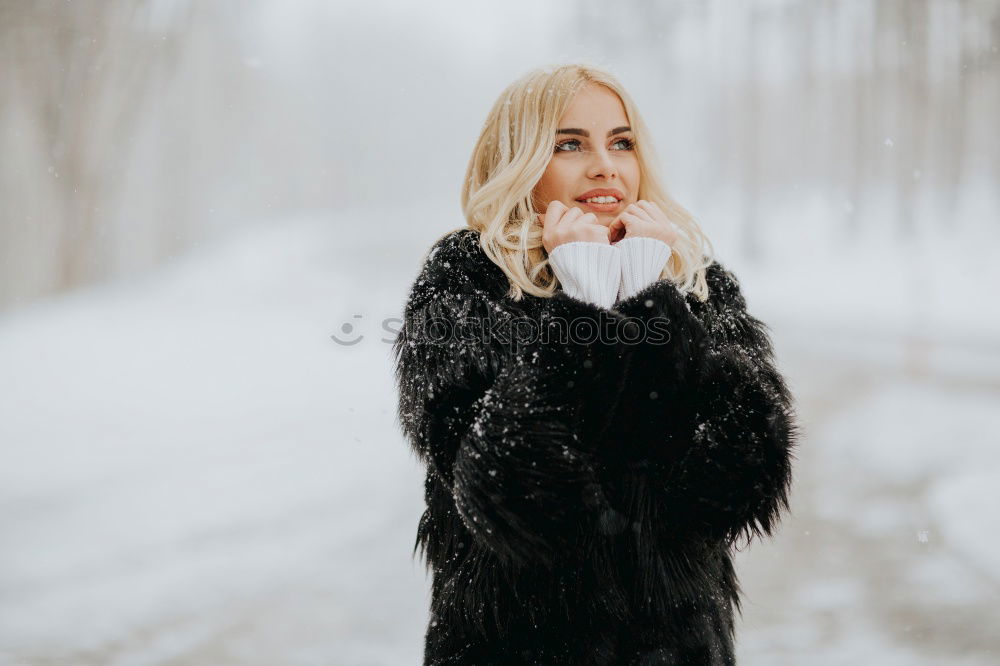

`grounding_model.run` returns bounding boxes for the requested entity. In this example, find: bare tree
[0,0,192,293]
